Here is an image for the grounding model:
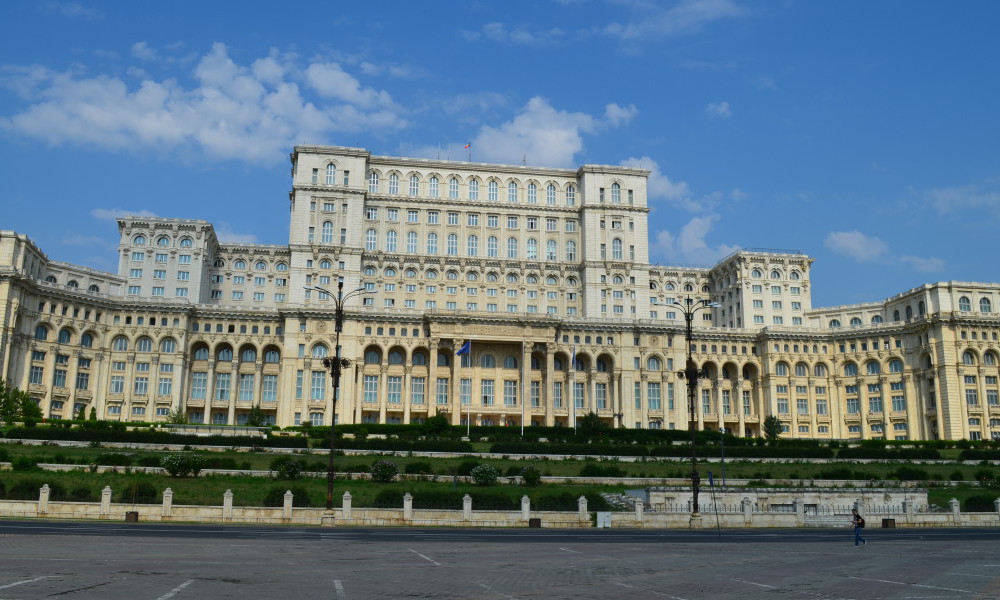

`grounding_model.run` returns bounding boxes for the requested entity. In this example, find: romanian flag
[463,142,471,149]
